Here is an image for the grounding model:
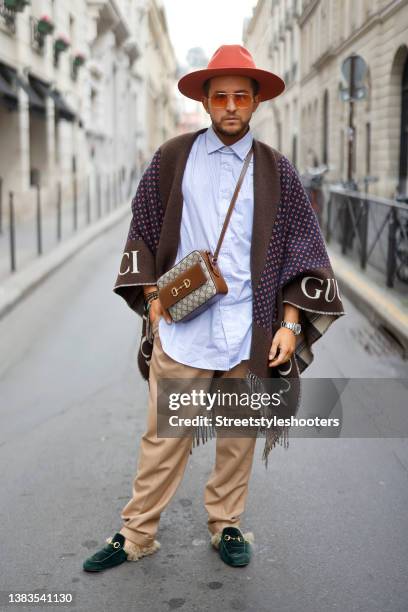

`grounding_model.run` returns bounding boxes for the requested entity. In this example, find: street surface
[0,217,407,612]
